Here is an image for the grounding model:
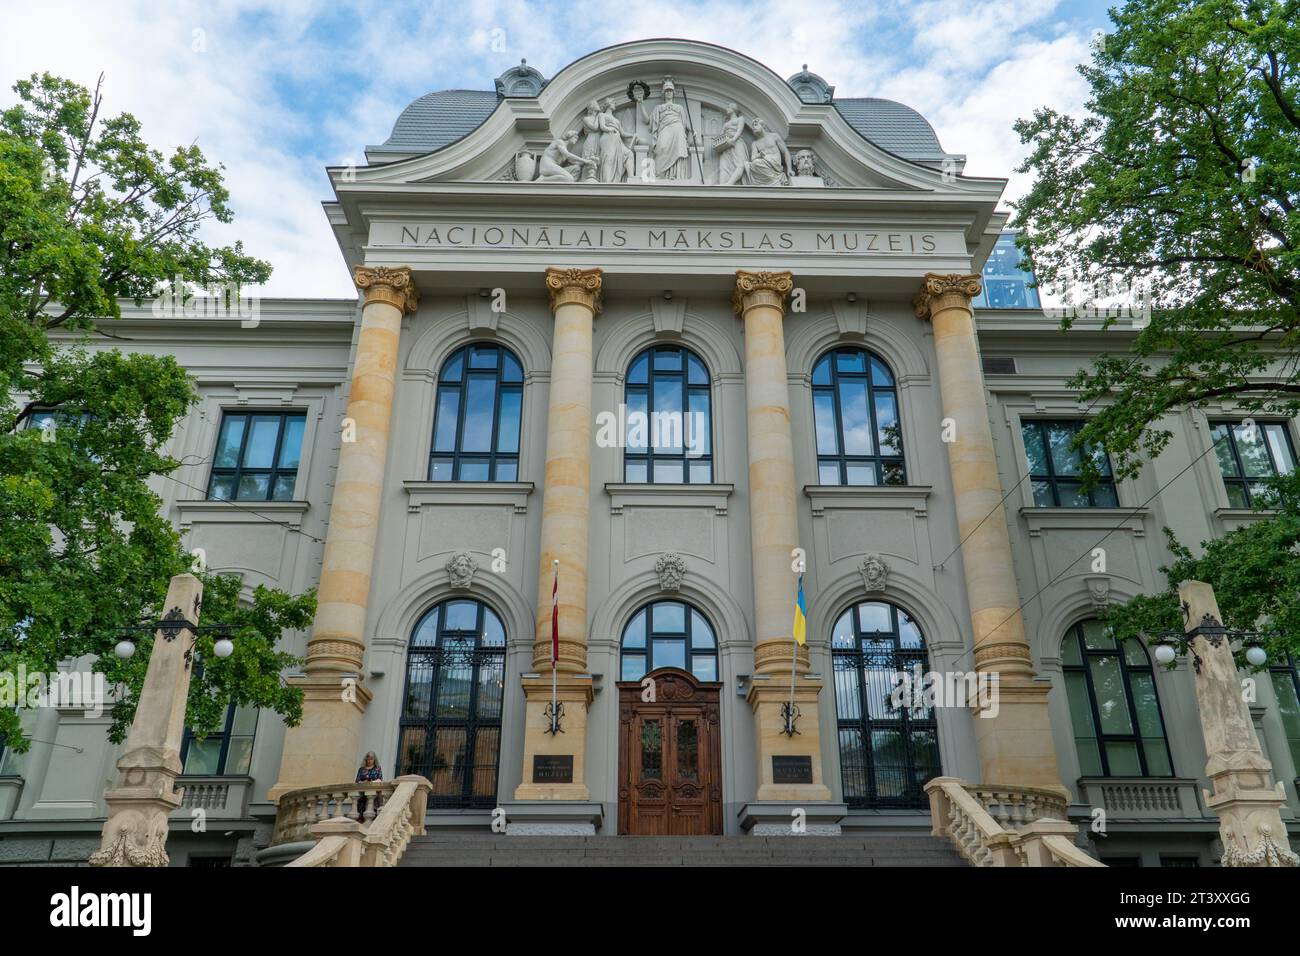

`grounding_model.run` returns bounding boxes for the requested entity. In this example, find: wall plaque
[532,755,574,784]
[772,755,813,785]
